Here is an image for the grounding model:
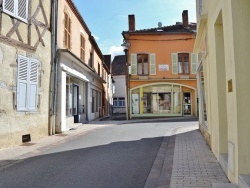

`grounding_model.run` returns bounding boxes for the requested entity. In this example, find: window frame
[137,54,149,76]
[113,97,125,107]
[3,0,29,23]
[16,55,39,112]
[80,34,85,62]
[64,12,71,49]
[178,53,190,75]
